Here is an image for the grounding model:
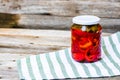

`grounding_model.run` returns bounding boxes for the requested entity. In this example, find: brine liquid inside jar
[71,15,102,62]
